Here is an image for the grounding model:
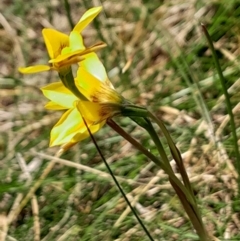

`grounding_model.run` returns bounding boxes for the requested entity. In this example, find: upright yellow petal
[42,29,69,59]
[18,65,50,74]
[73,6,102,33]
[41,82,78,109]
